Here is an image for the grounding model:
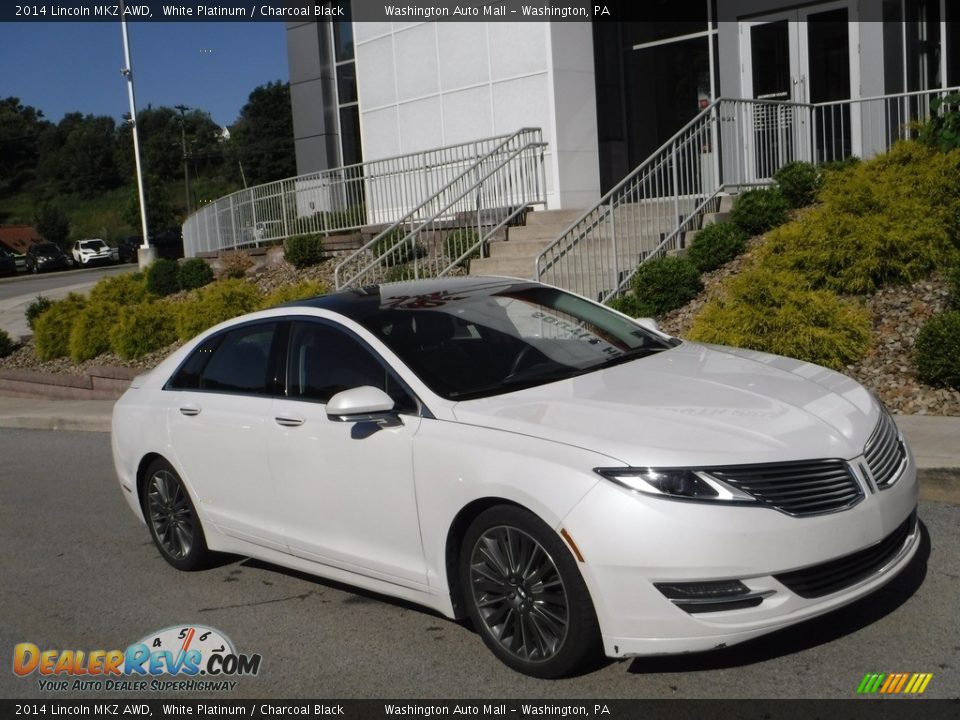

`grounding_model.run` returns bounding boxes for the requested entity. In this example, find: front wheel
[460,505,601,678]
[142,458,213,571]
